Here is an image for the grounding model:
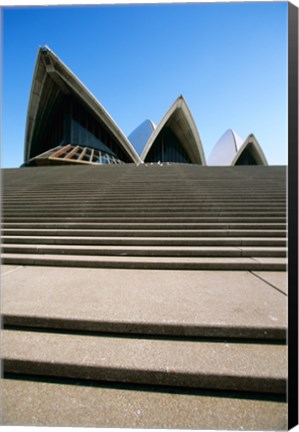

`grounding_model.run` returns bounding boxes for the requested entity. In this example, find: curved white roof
[128,119,156,156]
[141,96,206,165]
[208,129,267,166]
[232,134,268,166]
[208,129,244,166]
[24,46,141,164]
